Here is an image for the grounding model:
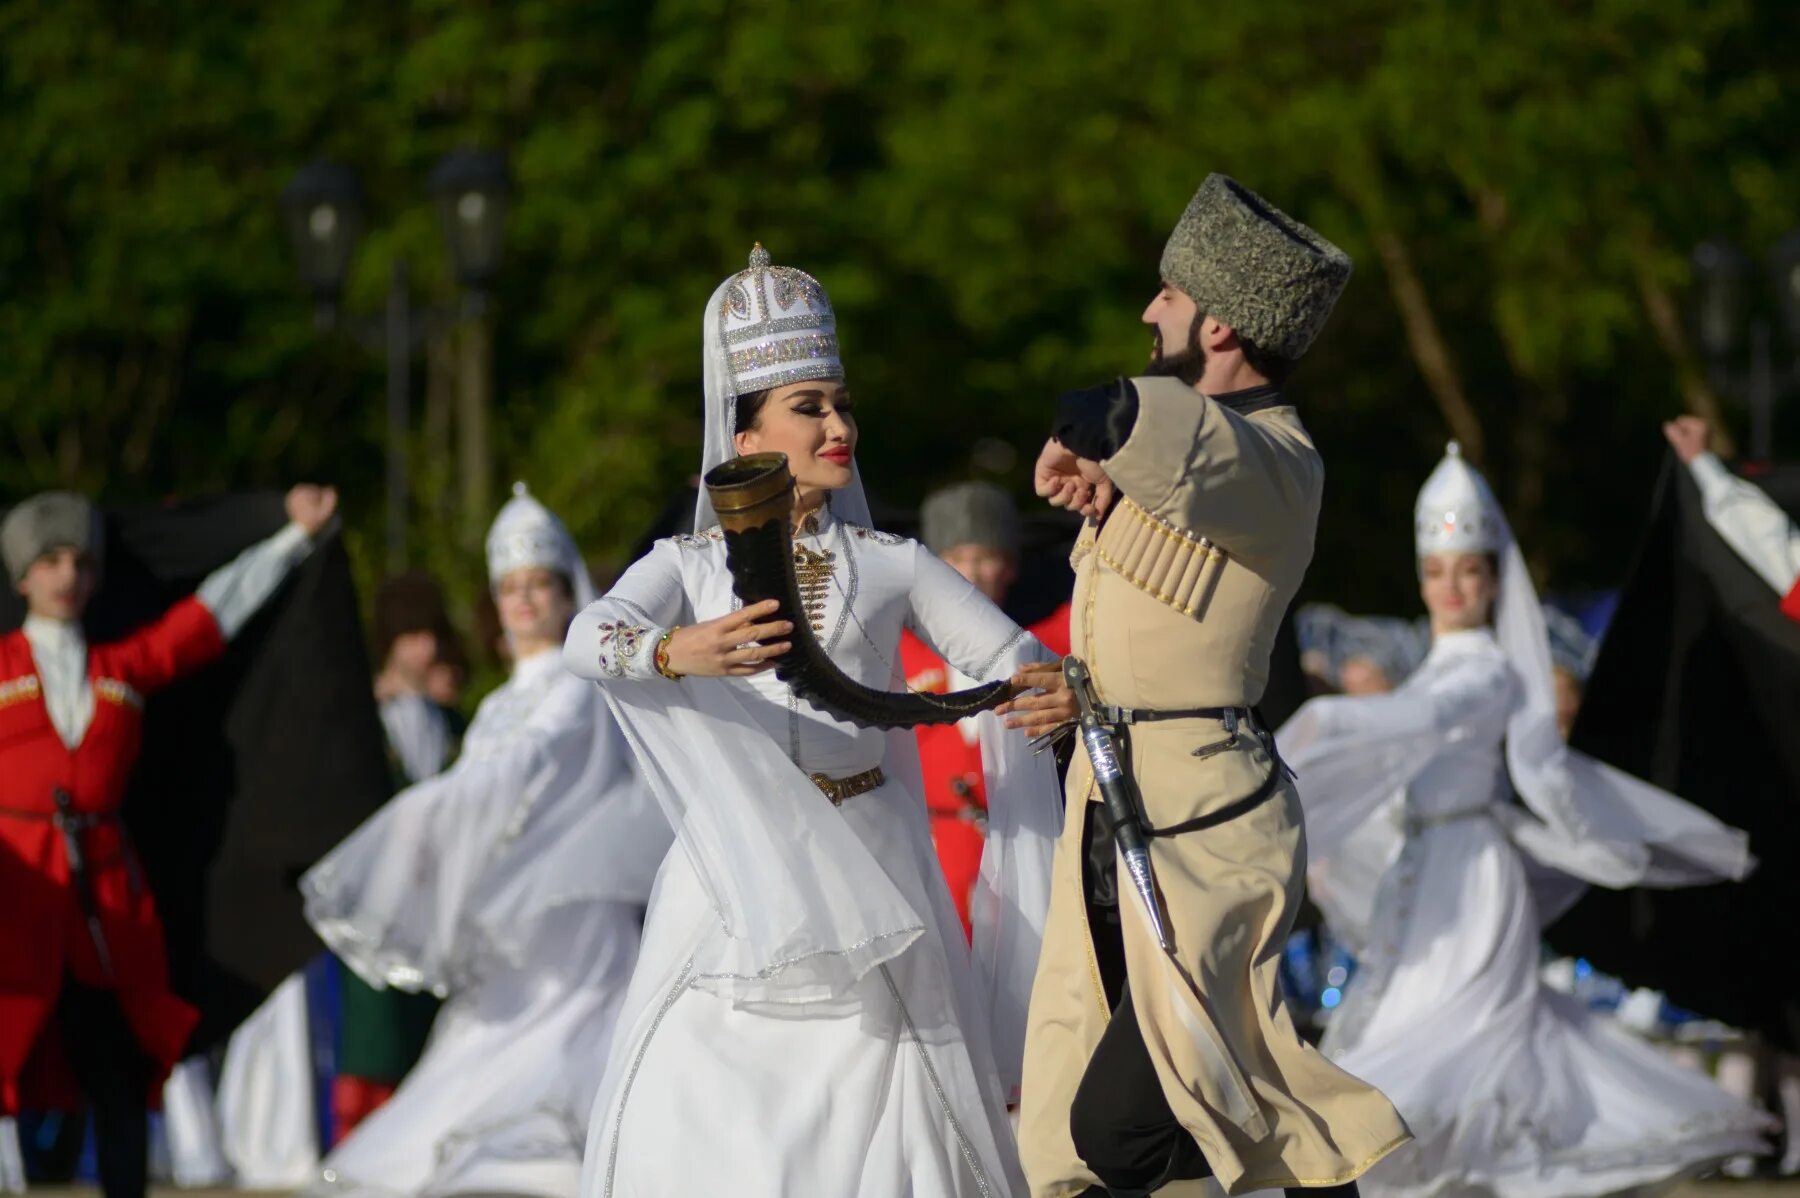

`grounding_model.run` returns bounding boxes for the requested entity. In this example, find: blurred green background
[3,0,1797,648]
